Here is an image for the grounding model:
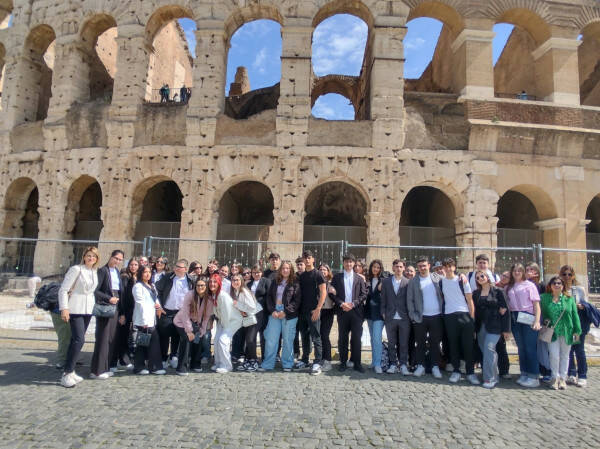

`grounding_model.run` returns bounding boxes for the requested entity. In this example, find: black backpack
[34,282,61,311]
